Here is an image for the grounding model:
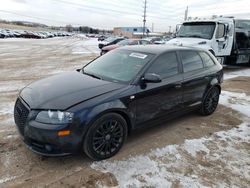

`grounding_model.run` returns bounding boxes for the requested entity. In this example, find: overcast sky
[0,0,249,32]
